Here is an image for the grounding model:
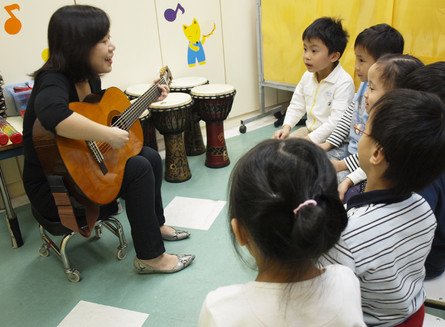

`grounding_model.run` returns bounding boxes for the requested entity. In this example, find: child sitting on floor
[321,89,445,326]
[403,62,445,280]
[274,17,355,143]
[319,23,404,183]
[199,138,365,326]
[334,54,424,200]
